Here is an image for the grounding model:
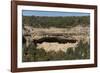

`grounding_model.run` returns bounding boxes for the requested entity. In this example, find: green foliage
[22,41,90,62]
[74,40,90,59]
[64,48,75,60]
[22,16,90,28]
